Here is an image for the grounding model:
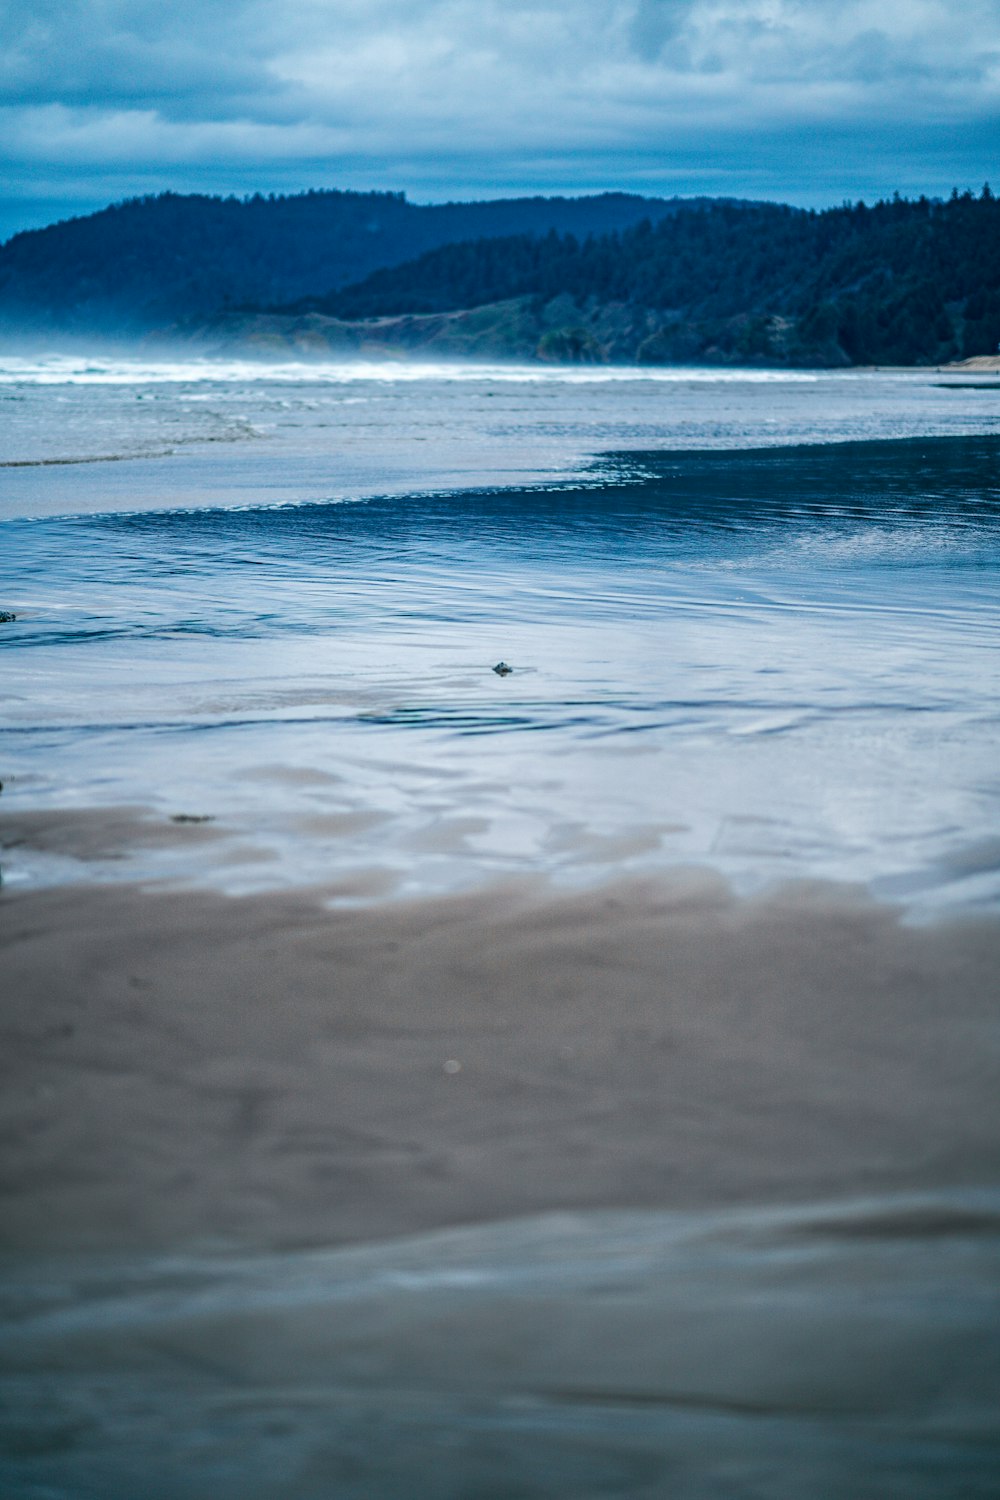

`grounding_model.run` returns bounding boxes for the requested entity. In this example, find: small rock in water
[493,661,513,676]
[170,814,215,824]
[0,611,16,624]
